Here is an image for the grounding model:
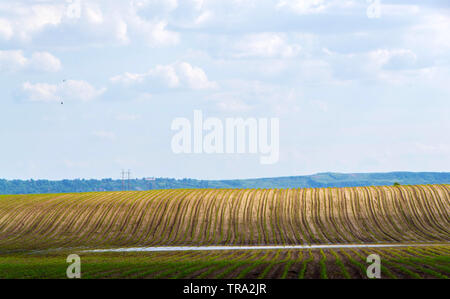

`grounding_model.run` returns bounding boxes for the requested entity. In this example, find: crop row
[0,185,448,250]
[0,246,448,279]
